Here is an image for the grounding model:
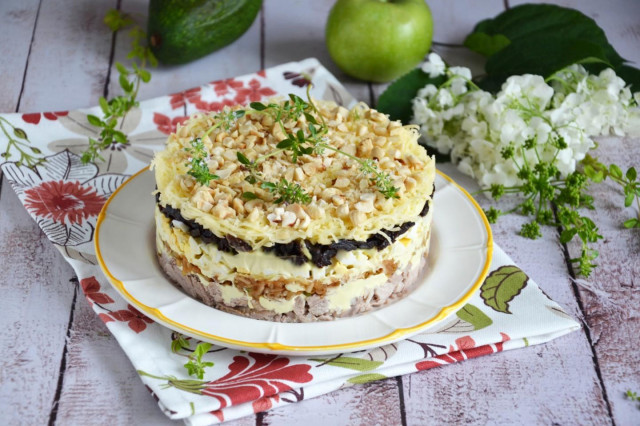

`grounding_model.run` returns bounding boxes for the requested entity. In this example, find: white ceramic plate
[96,168,492,356]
